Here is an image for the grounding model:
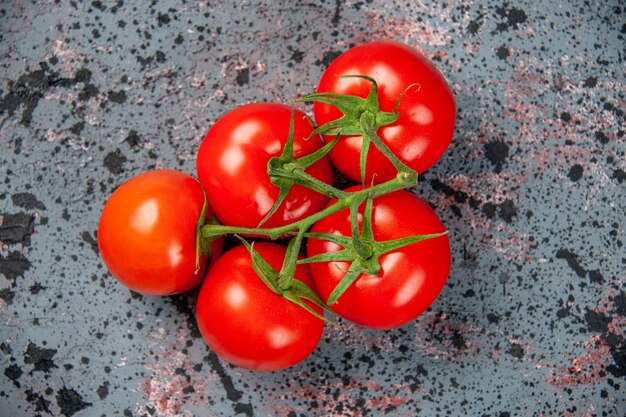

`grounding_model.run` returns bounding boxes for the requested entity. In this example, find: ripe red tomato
[313,41,456,183]
[196,242,324,371]
[98,170,223,295]
[306,187,450,329]
[196,103,334,229]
